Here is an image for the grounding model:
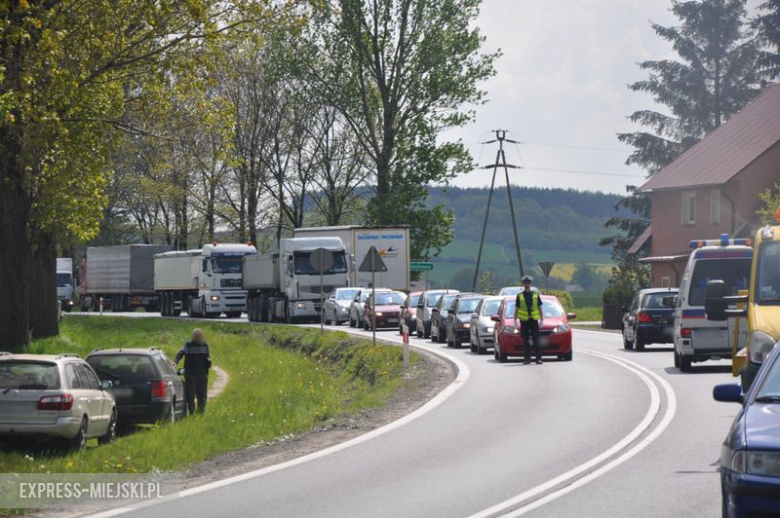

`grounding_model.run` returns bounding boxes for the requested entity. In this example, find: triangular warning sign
[359,246,388,273]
